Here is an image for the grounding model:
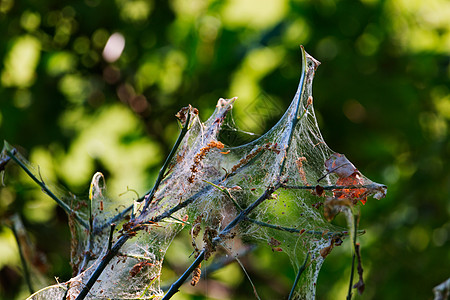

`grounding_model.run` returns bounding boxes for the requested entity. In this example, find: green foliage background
[0,0,449,299]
